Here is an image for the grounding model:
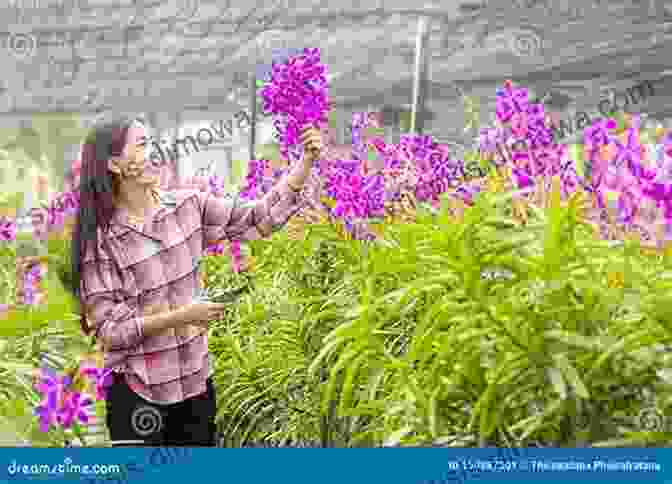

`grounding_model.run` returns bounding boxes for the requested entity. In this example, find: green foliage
[0,192,24,212]
[0,244,17,306]
[0,236,91,446]
[2,175,671,447]
[208,187,672,447]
